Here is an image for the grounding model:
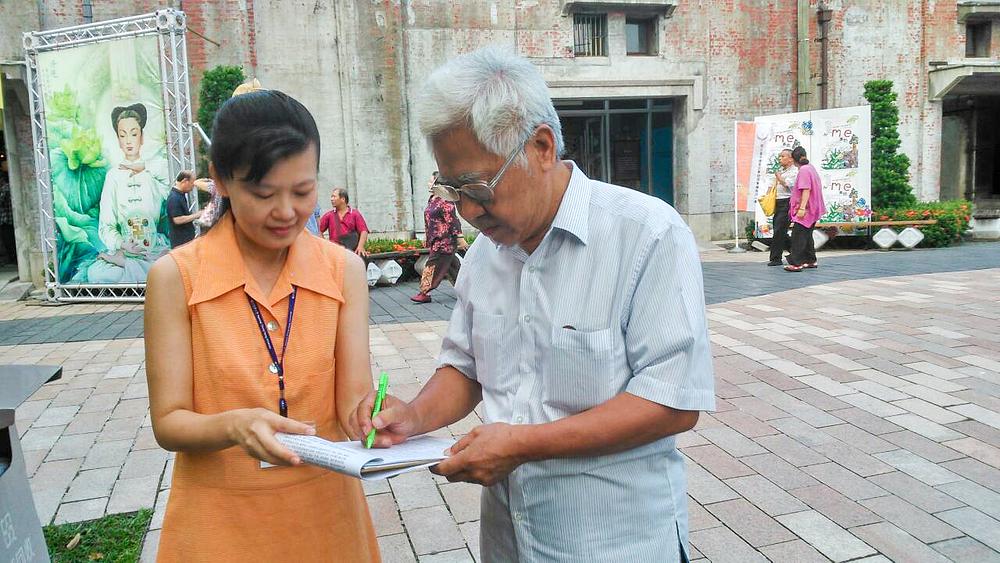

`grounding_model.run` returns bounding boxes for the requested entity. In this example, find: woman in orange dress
[144,90,379,562]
